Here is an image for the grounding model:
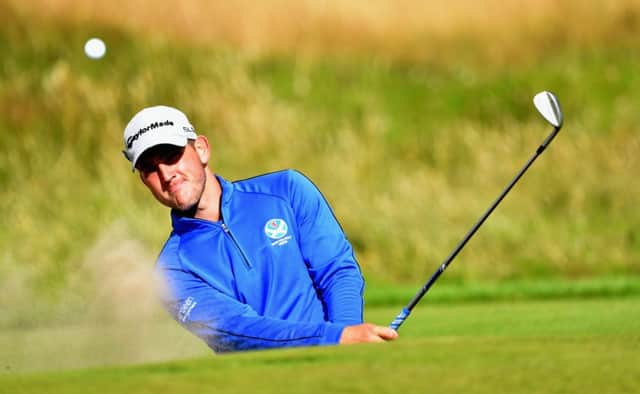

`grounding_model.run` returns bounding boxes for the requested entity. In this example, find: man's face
[136,141,207,212]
